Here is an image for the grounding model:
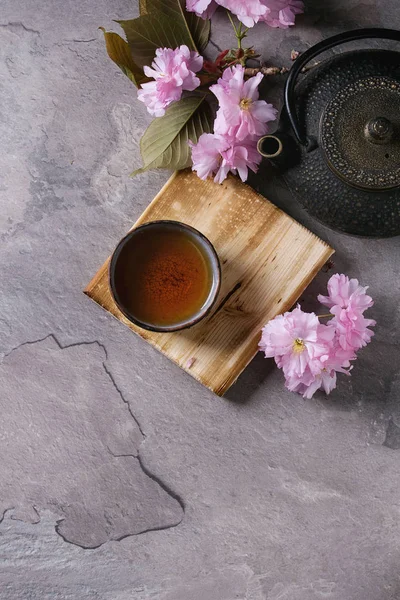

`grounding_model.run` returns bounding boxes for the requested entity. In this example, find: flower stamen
[292,338,305,353]
[239,97,252,110]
